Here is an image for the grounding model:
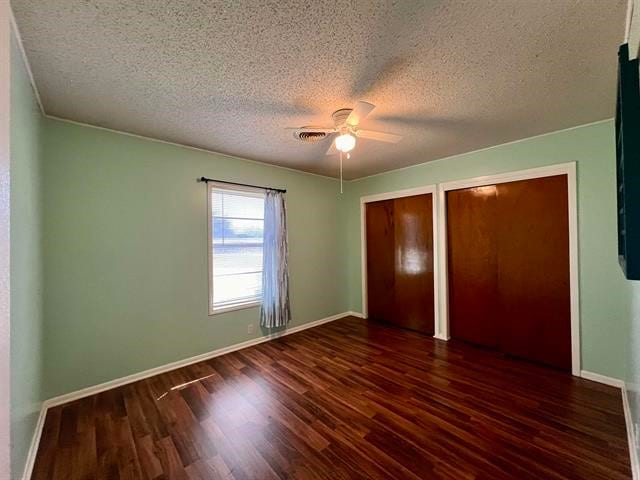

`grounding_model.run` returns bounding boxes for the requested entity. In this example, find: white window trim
[207,182,265,315]
[210,300,261,315]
